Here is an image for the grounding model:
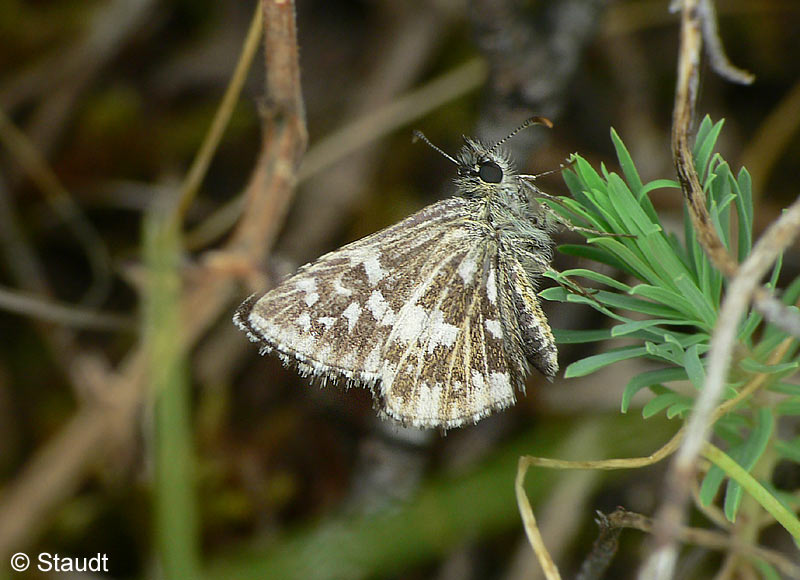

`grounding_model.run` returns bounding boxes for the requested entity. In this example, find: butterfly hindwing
[378,242,520,428]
